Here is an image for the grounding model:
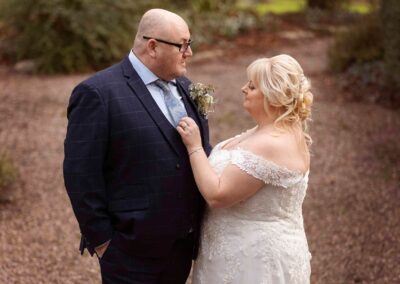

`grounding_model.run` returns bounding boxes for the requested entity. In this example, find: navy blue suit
[63,56,212,282]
